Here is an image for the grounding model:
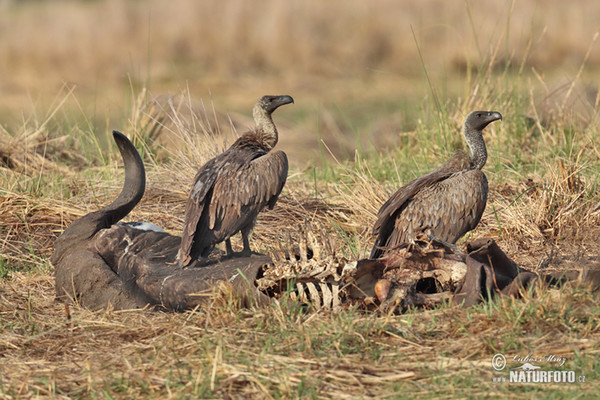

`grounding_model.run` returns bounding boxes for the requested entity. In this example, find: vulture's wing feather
[179,155,232,265]
[390,170,487,245]
[370,169,487,258]
[208,150,288,238]
[372,168,455,235]
[370,152,471,258]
